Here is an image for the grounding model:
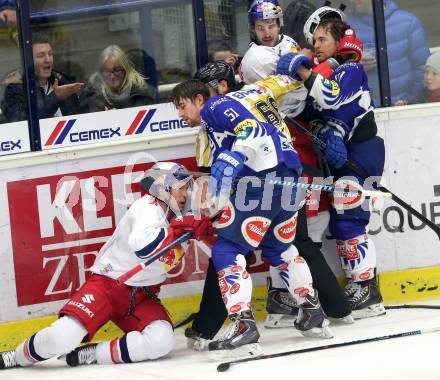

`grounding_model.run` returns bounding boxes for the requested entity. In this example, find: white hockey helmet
[303,6,346,46]
[141,161,192,204]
